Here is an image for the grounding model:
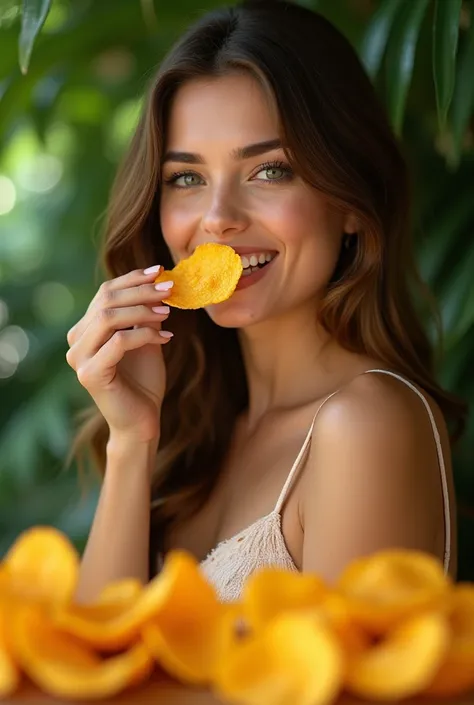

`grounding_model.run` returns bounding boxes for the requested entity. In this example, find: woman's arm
[74,436,158,603]
[301,372,449,582]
